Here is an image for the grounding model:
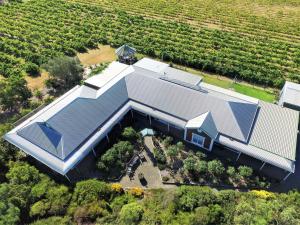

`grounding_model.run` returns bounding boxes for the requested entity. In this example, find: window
[191,133,205,147]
